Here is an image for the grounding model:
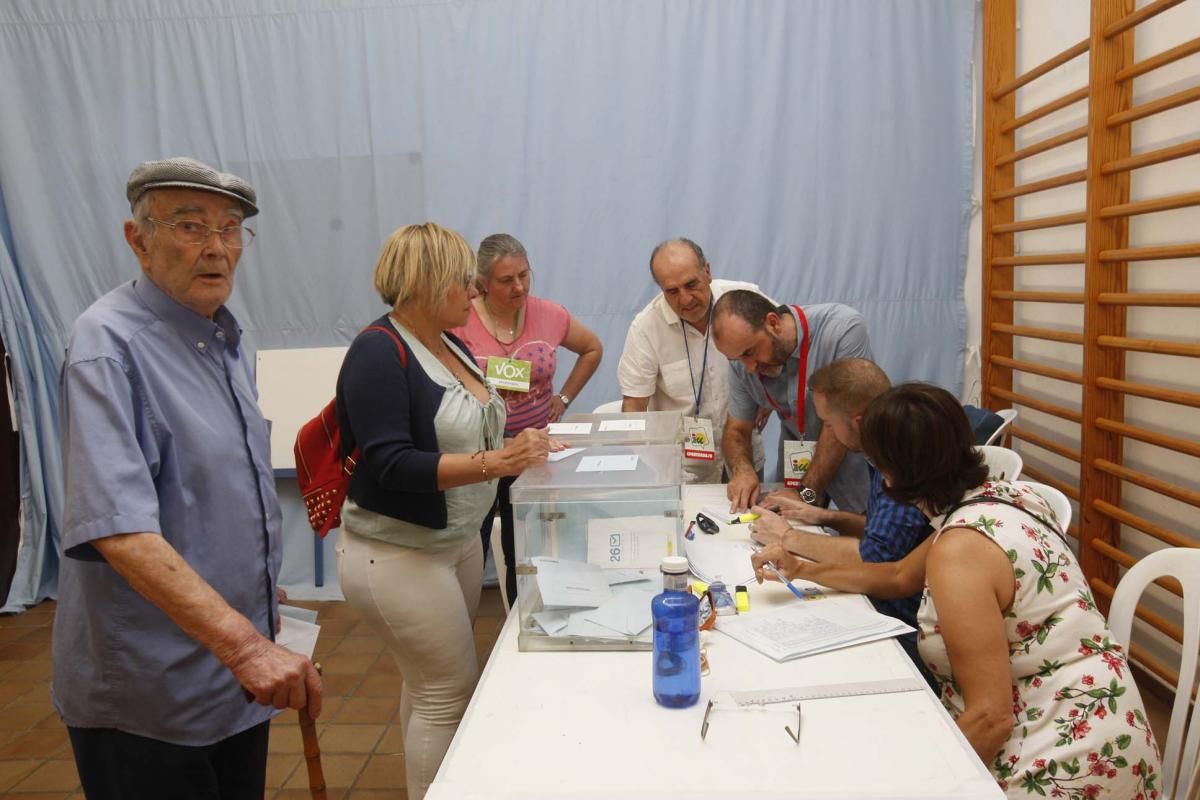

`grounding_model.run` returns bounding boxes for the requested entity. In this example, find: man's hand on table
[726,468,761,512]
